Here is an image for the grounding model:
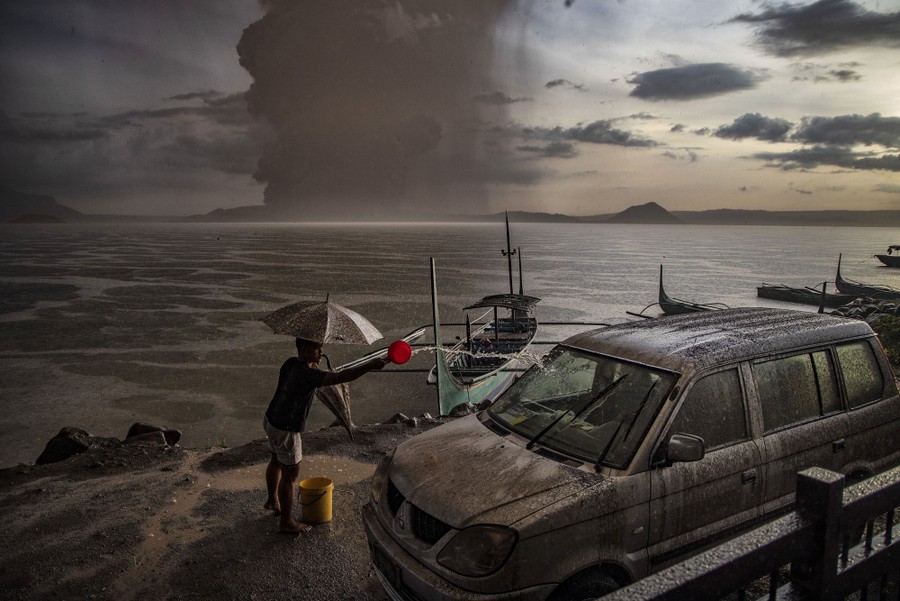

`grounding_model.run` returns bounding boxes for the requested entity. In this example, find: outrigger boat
[657,265,728,315]
[757,282,854,309]
[834,254,900,300]
[427,258,540,415]
[875,245,900,267]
